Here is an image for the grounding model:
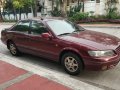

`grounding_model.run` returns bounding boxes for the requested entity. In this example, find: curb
[80,24,120,28]
[0,23,15,25]
[82,26,120,29]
